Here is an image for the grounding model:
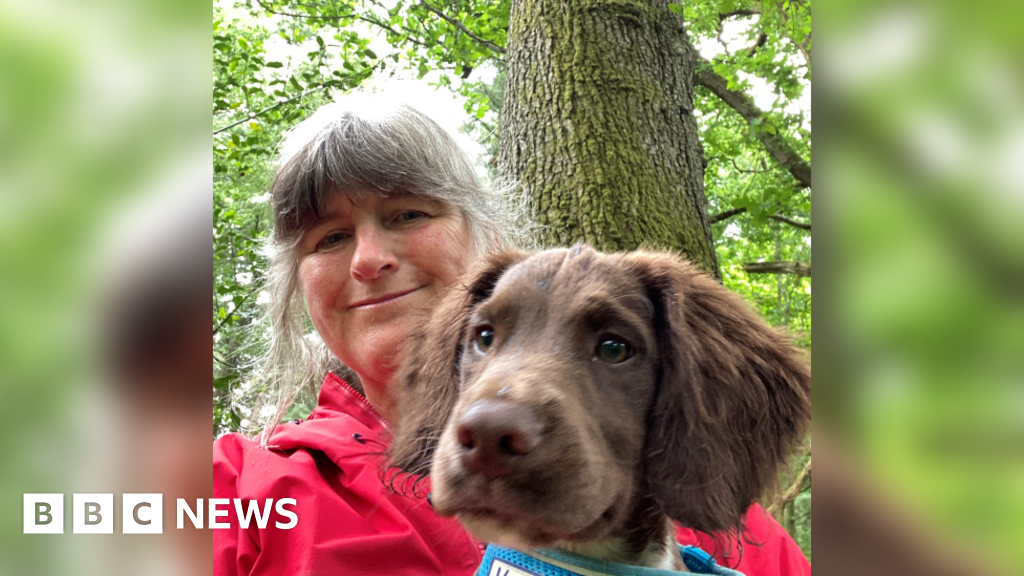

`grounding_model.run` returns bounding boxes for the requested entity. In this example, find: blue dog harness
[475,544,744,576]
